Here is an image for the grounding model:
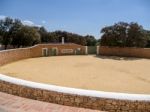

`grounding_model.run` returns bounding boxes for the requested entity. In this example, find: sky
[0,0,150,39]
